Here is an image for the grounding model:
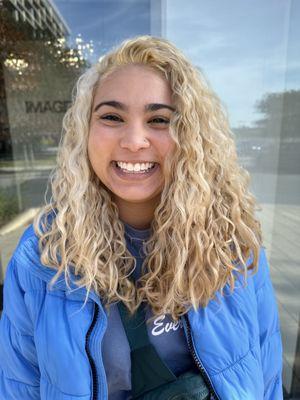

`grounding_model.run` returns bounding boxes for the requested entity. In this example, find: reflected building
[5,0,70,39]
[1,0,72,160]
